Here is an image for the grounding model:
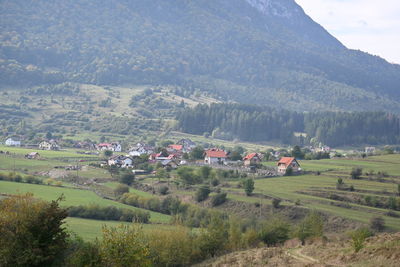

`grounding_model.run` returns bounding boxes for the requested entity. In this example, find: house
[39,140,60,150]
[97,142,122,152]
[129,143,154,156]
[243,153,262,166]
[167,144,183,152]
[74,141,96,150]
[177,139,196,152]
[204,149,228,165]
[108,155,133,168]
[25,152,40,159]
[5,137,21,147]
[277,157,301,174]
[365,147,376,154]
[161,159,179,169]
